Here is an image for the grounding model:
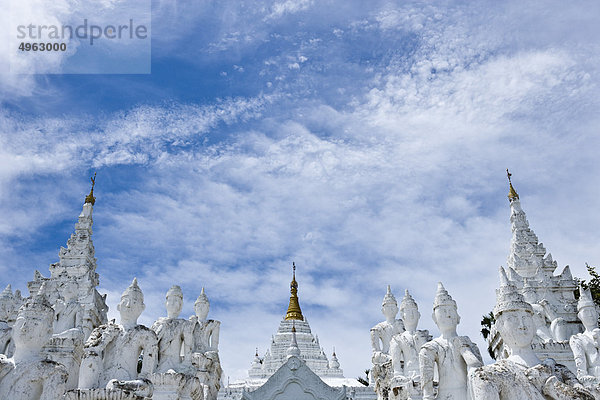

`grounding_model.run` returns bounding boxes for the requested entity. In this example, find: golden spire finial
[285,262,304,321]
[84,172,97,205]
[506,169,519,201]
